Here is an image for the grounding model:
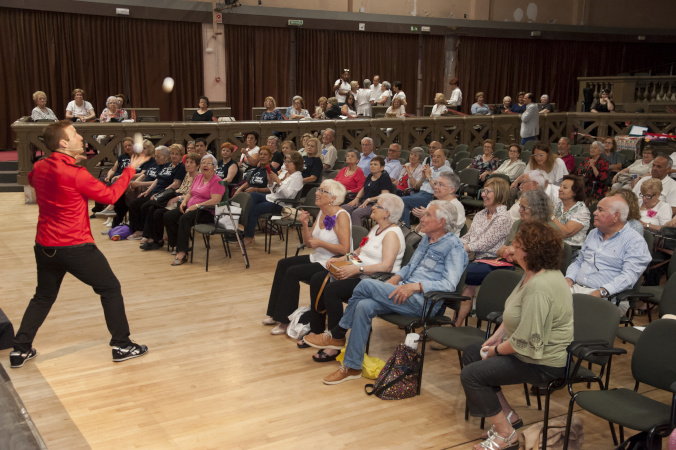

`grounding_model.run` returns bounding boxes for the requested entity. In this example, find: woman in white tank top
[263,180,352,336]
[303,193,407,361]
